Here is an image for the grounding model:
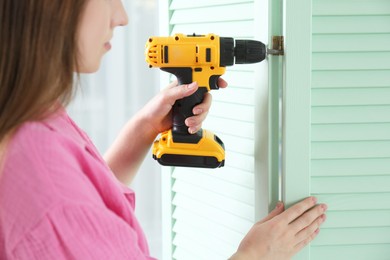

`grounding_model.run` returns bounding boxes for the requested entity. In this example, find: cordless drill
[145,33,268,168]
